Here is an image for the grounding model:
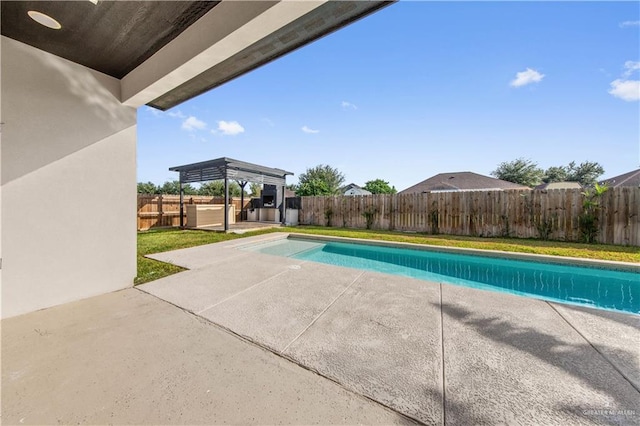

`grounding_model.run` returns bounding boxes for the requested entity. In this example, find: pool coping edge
[285,232,640,273]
